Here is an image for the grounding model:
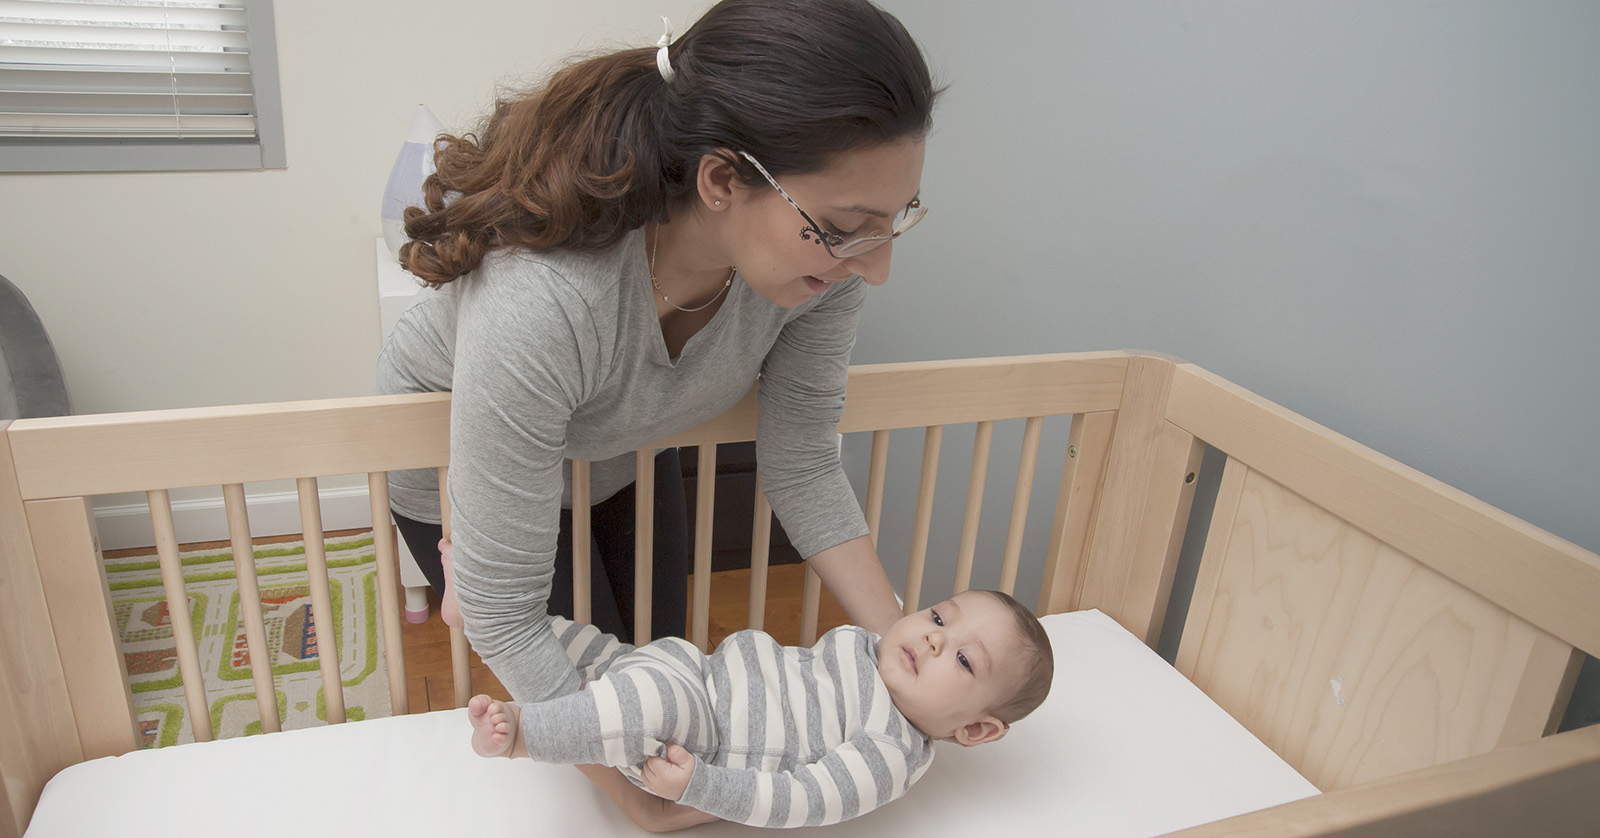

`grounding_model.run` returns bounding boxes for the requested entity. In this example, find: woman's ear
[953,716,1008,748]
[695,151,739,211]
